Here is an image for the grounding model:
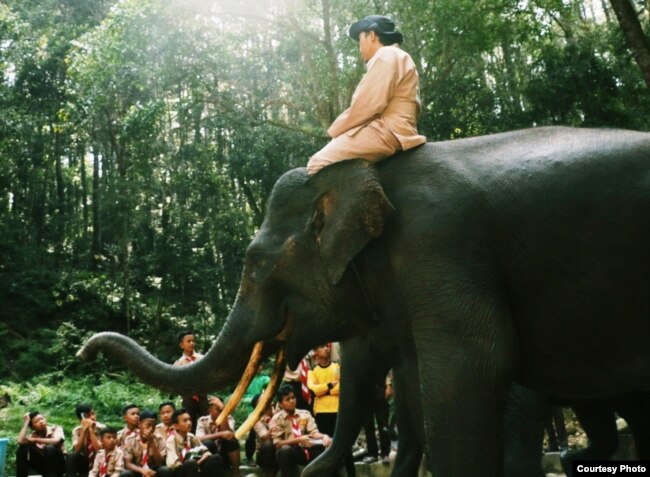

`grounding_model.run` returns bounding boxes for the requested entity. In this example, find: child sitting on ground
[122,410,171,477]
[67,403,104,477]
[117,404,141,447]
[196,396,240,477]
[155,401,177,441]
[166,408,223,476]
[16,411,66,477]
[89,427,124,477]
